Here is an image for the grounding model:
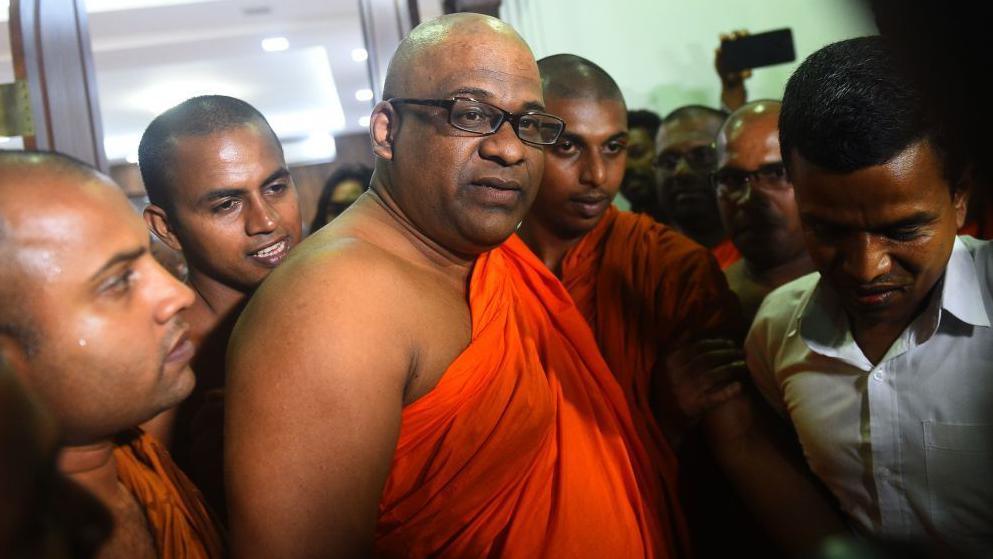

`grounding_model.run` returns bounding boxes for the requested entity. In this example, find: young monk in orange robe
[519,55,810,557]
[225,15,680,558]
